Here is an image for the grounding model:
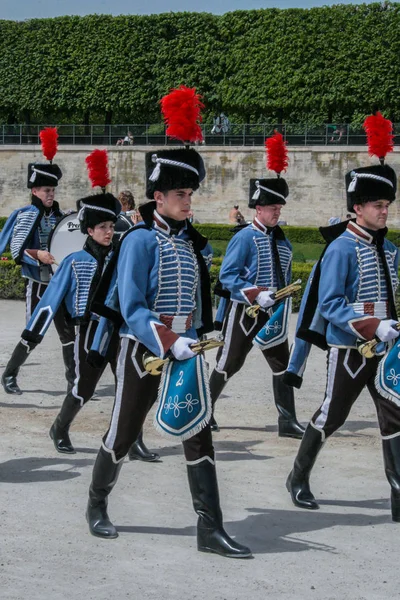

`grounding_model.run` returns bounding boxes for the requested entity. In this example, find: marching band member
[85,87,252,558]
[209,133,304,439]
[0,128,75,395]
[285,112,400,521]
[20,150,158,461]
